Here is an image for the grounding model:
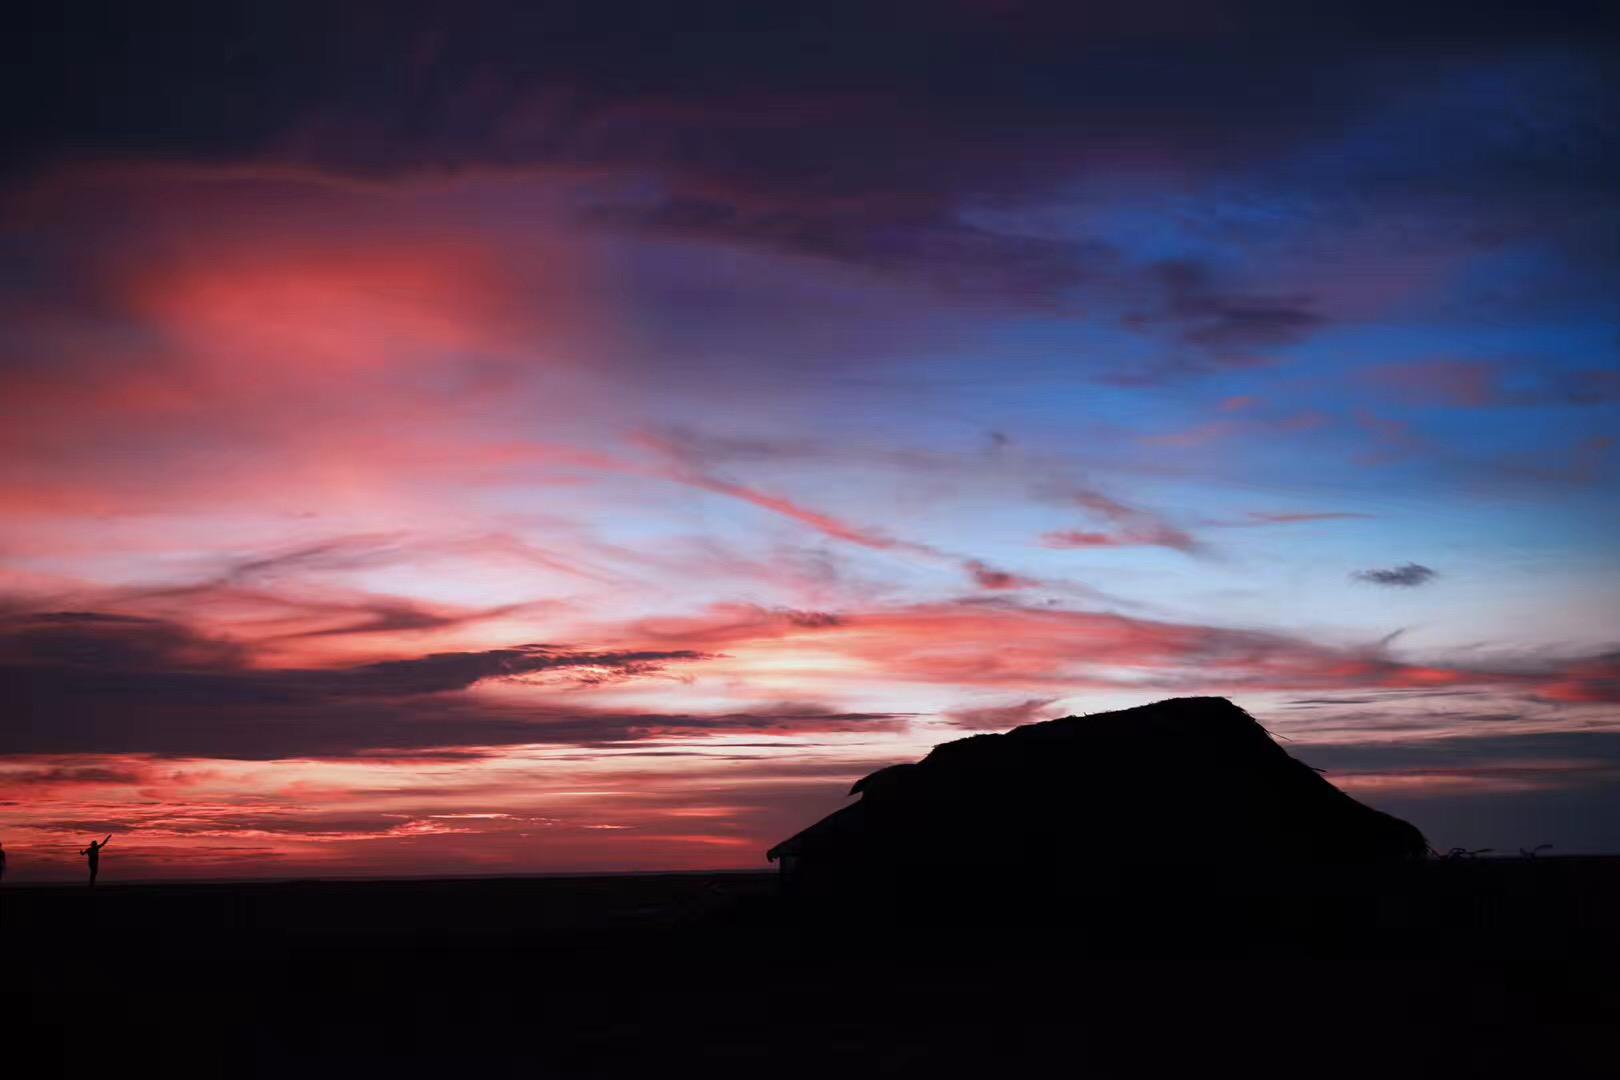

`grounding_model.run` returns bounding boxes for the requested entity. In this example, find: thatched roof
[767,696,1427,866]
